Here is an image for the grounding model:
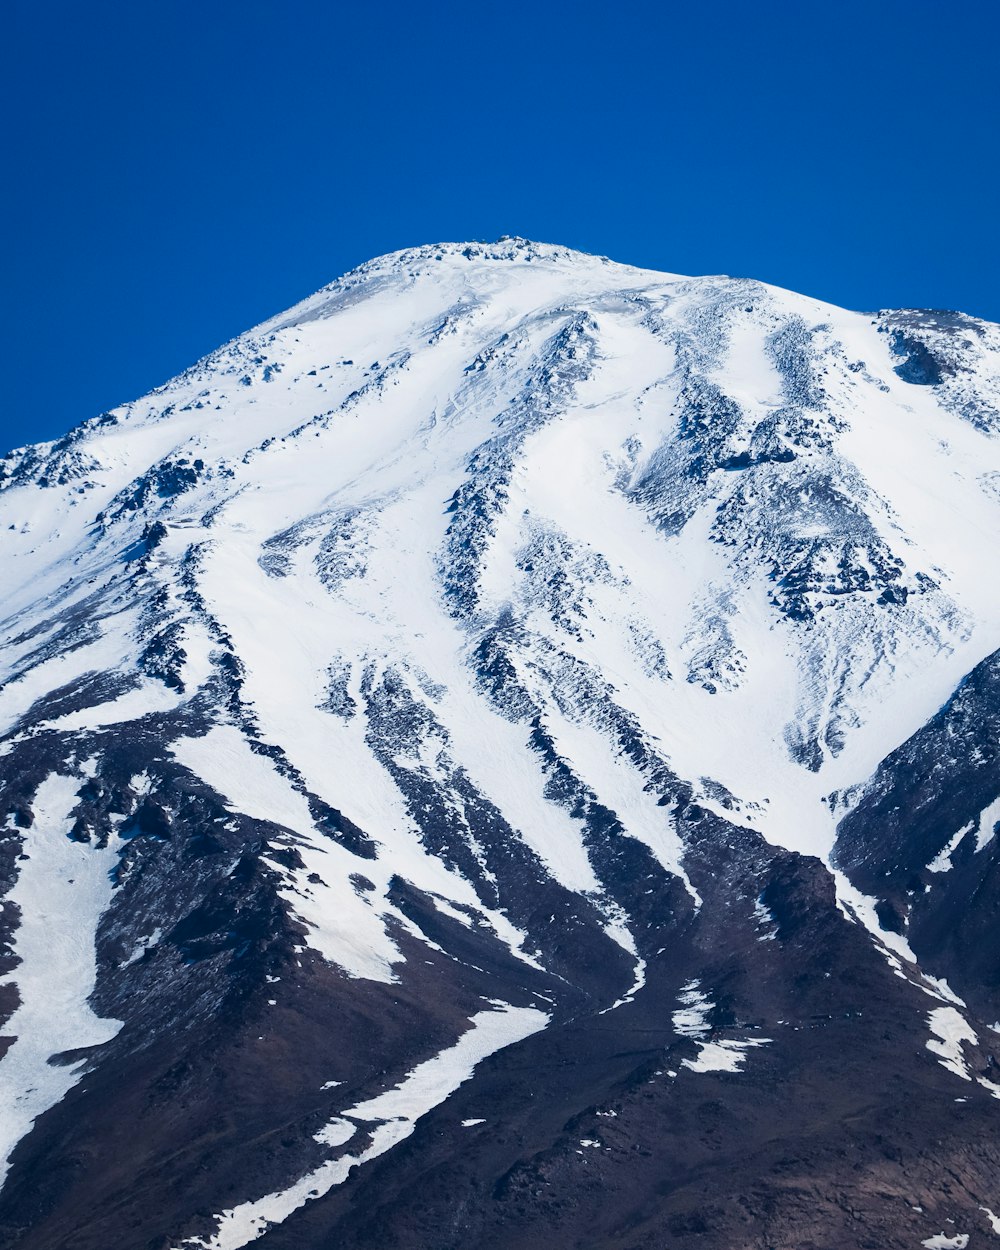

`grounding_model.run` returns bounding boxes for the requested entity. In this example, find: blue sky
[3,0,998,449]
